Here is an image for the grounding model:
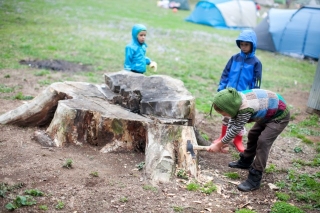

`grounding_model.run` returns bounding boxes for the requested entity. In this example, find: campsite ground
[1,0,320,212]
[0,66,319,213]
